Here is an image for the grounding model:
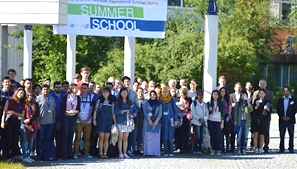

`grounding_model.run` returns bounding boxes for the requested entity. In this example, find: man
[36,84,56,159]
[216,75,232,94]
[243,81,254,150]
[114,78,122,91]
[137,77,143,84]
[73,74,81,84]
[24,78,33,93]
[122,76,139,157]
[0,76,13,157]
[62,81,70,95]
[148,80,155,91]
[73,83,94,158]
[252,79,274,153]
[277,86,296,153]
[7,69,20,88]
[50,81,65,159]
[94,83,101,95]
[188,80,198,99]
[107,77,119,96]
[9,80,17,93]
[43,78,51,87]
[77,67,91,91]
[141,81,148,99]
[179,78,187,88]
[230,82,242,153]
[132,82,139,92]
